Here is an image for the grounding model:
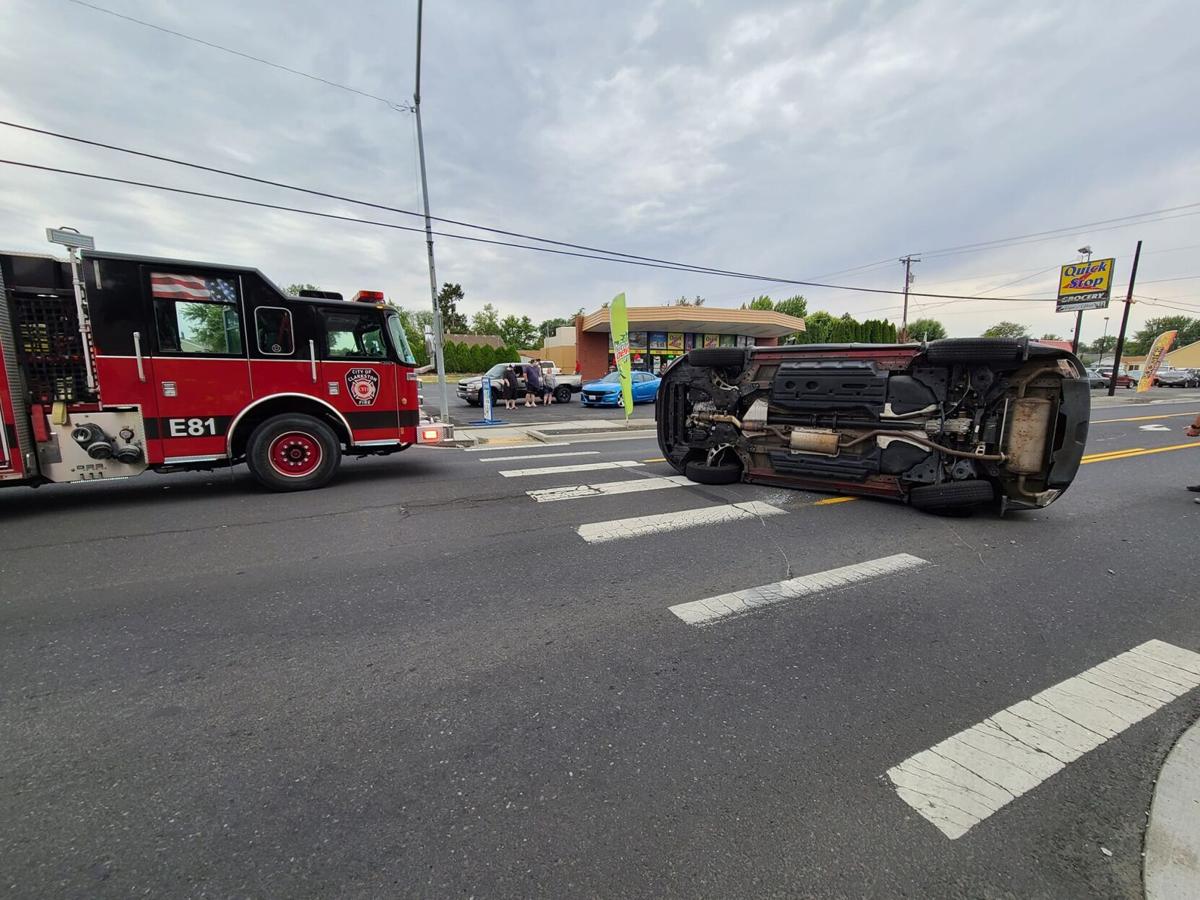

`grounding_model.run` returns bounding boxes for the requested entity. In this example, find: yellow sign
[1138,330,1178,393]
[1056,258,1116,312]
[609,293,635,417]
